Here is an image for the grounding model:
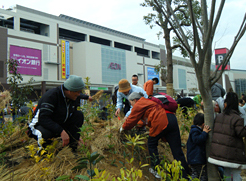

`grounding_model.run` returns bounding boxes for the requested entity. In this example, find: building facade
[3,5,241,97]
